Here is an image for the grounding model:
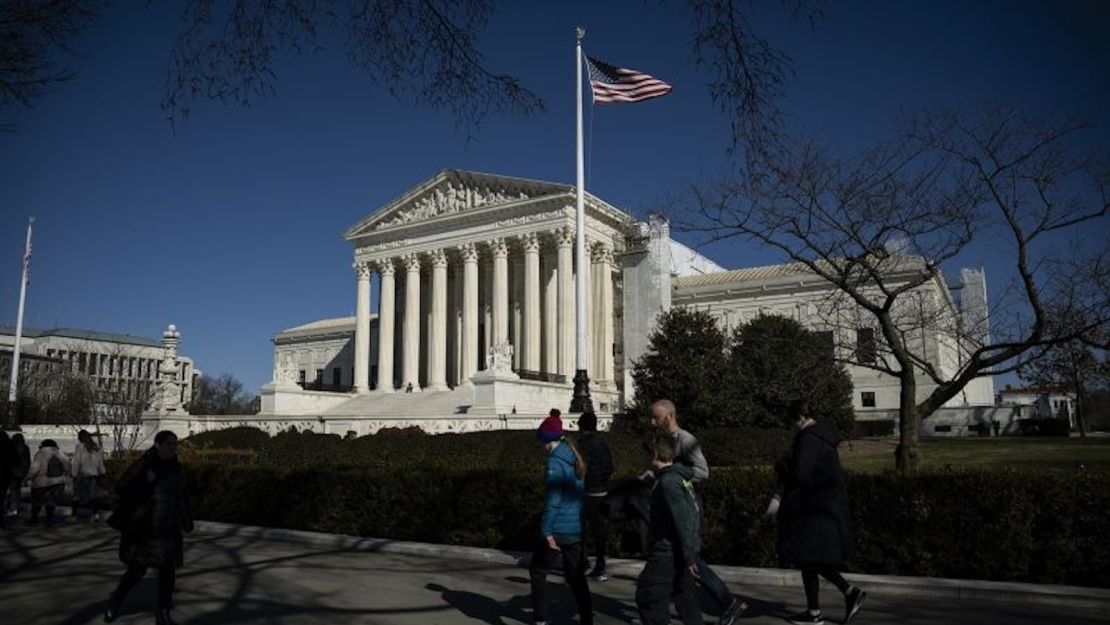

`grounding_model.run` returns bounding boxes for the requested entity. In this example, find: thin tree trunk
[896,371,922,474]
